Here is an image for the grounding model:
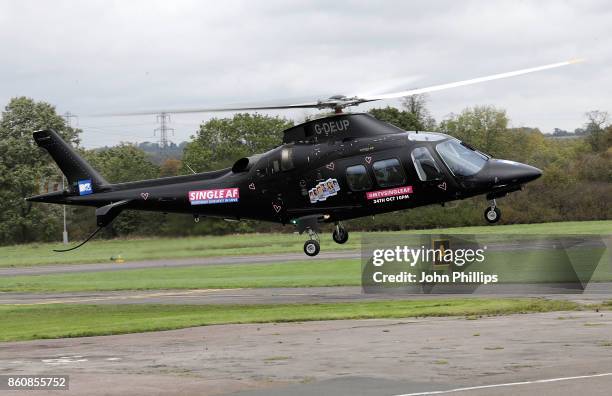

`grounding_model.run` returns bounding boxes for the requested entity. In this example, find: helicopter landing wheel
[304,240,320,256]
[484,206,501,224]
[332,224,349,244]
[303,228,320,257]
